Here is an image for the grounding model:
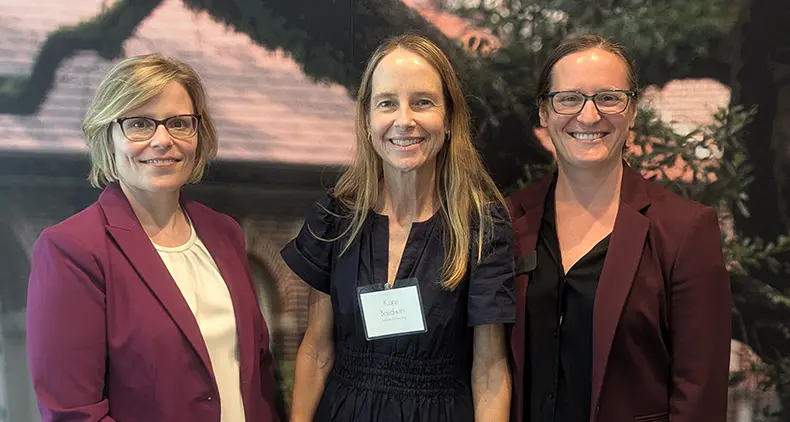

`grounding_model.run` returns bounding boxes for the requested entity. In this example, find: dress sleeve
[280,192,343,294]
[467,204,517,326]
